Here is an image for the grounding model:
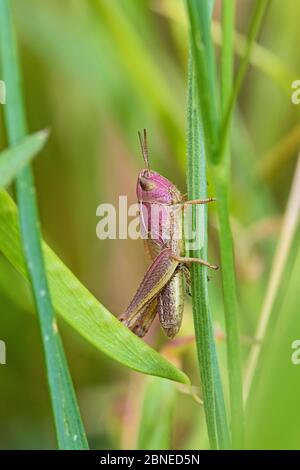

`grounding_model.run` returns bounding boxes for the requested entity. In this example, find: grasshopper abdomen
[158,269,185,338]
